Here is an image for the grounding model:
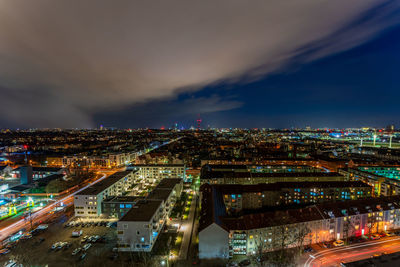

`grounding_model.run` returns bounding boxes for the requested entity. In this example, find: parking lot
[0,216,119,266]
